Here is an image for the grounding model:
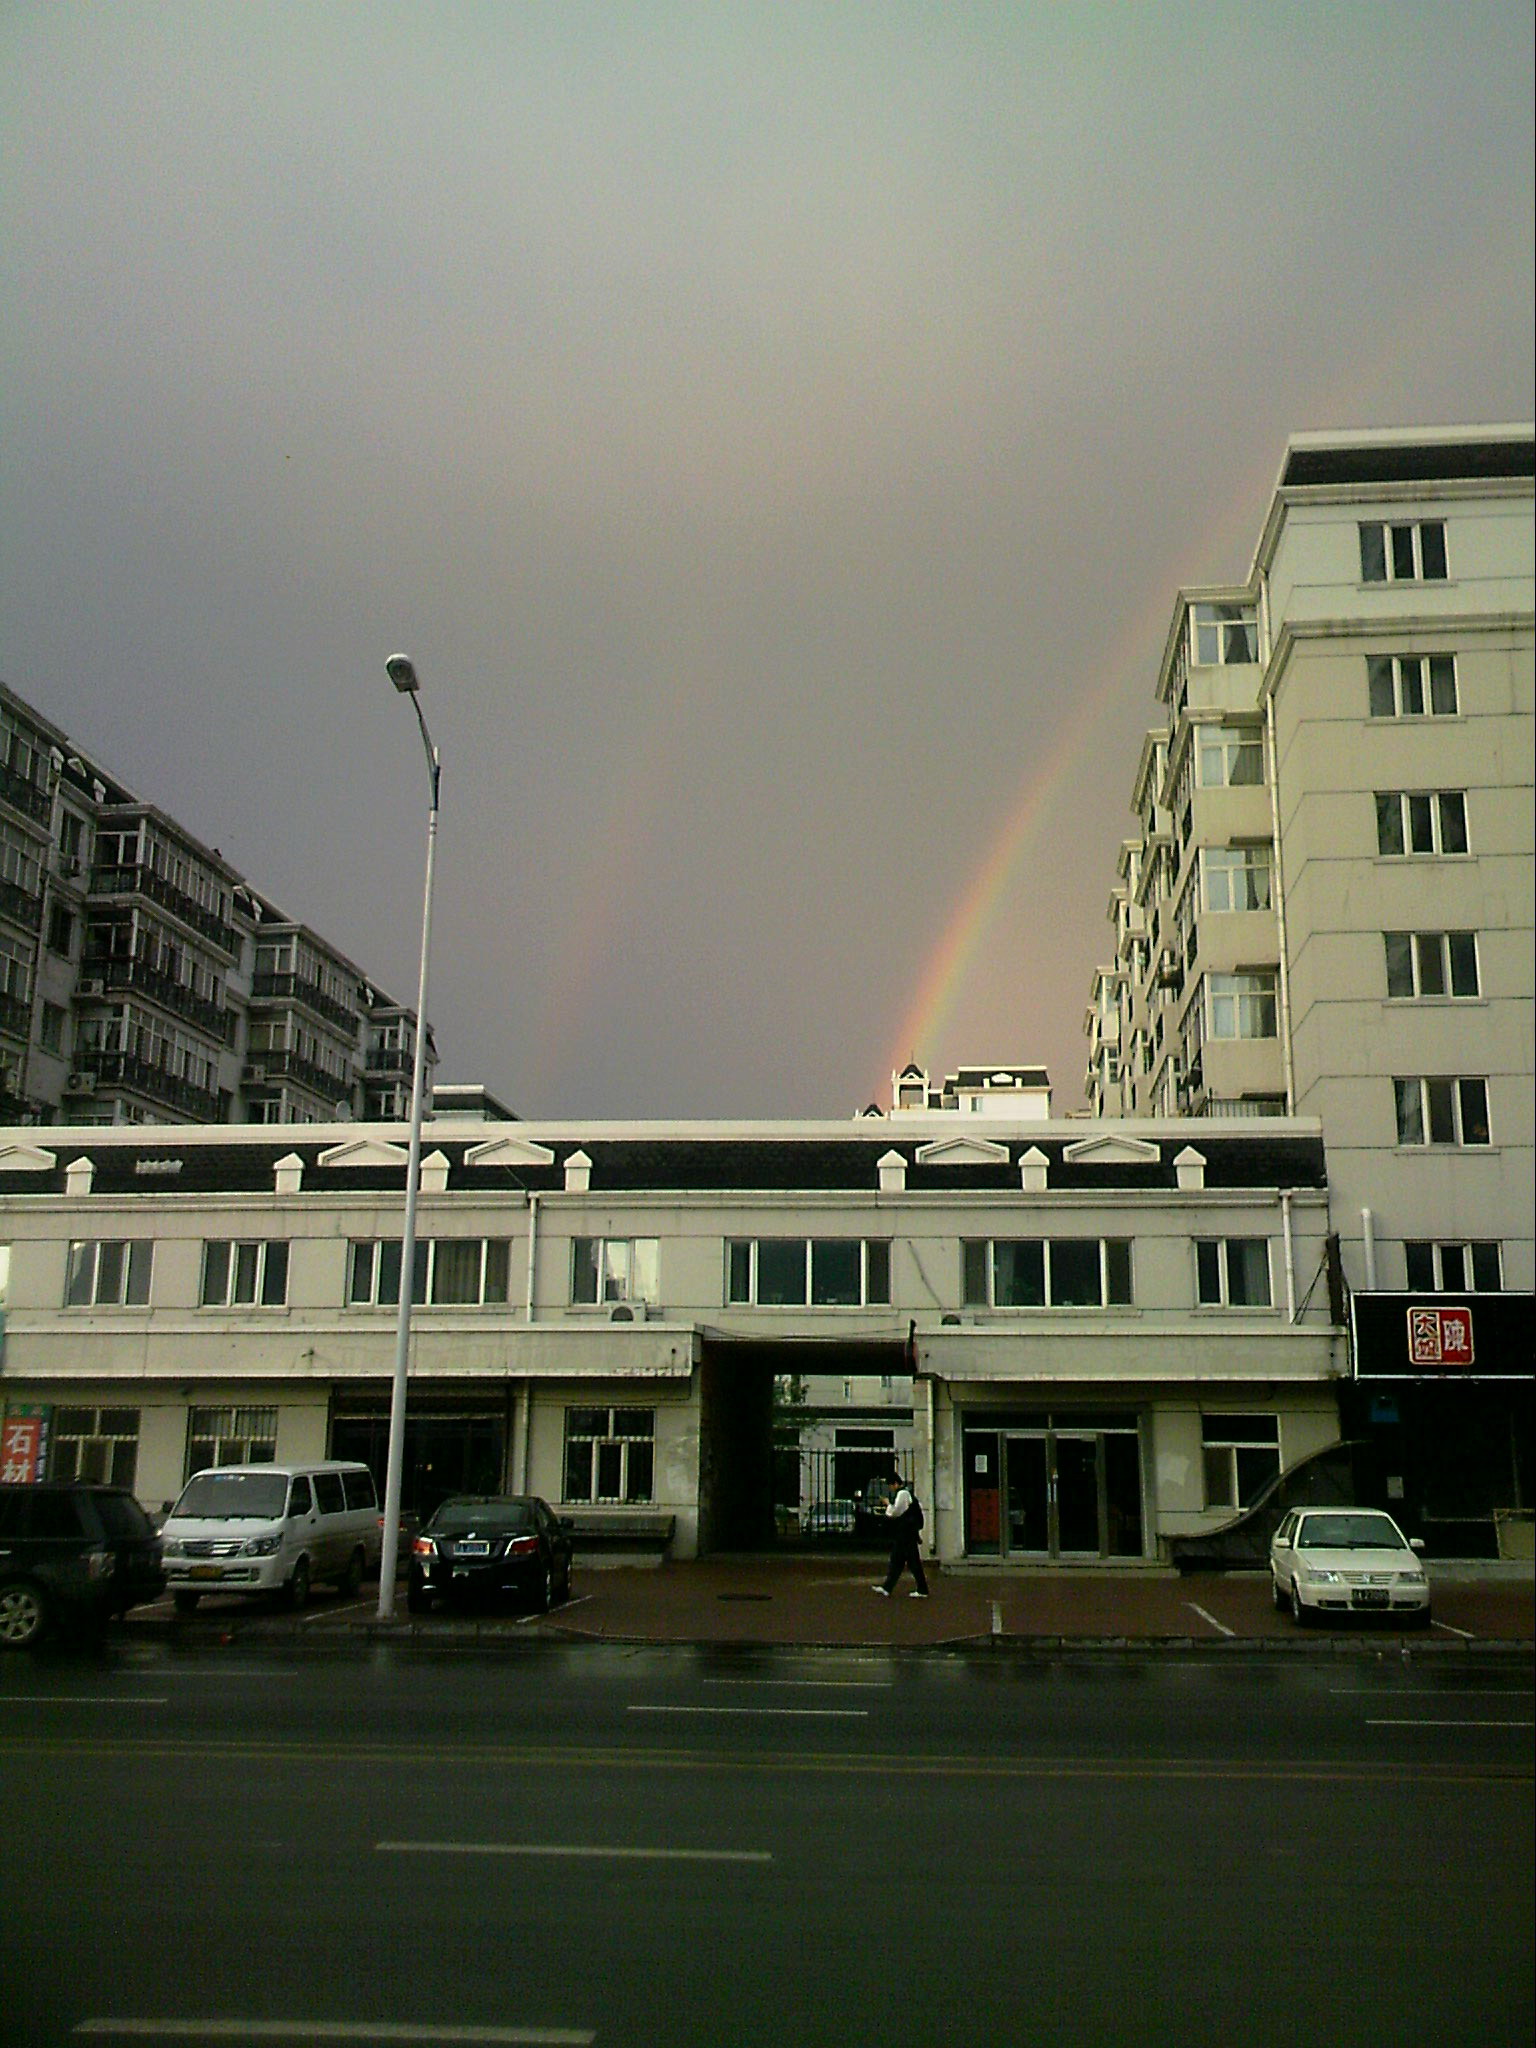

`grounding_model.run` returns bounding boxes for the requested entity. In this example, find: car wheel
[0,1580,49,1651]
[537,1563,554,1614]
[1271,1575,1287,1612]
[173,1591,202,1615]
[1290,1579,1312,1627]
[285,1559,310,1611]
[559,1558,573,1605]
[339,1548,365,1599]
